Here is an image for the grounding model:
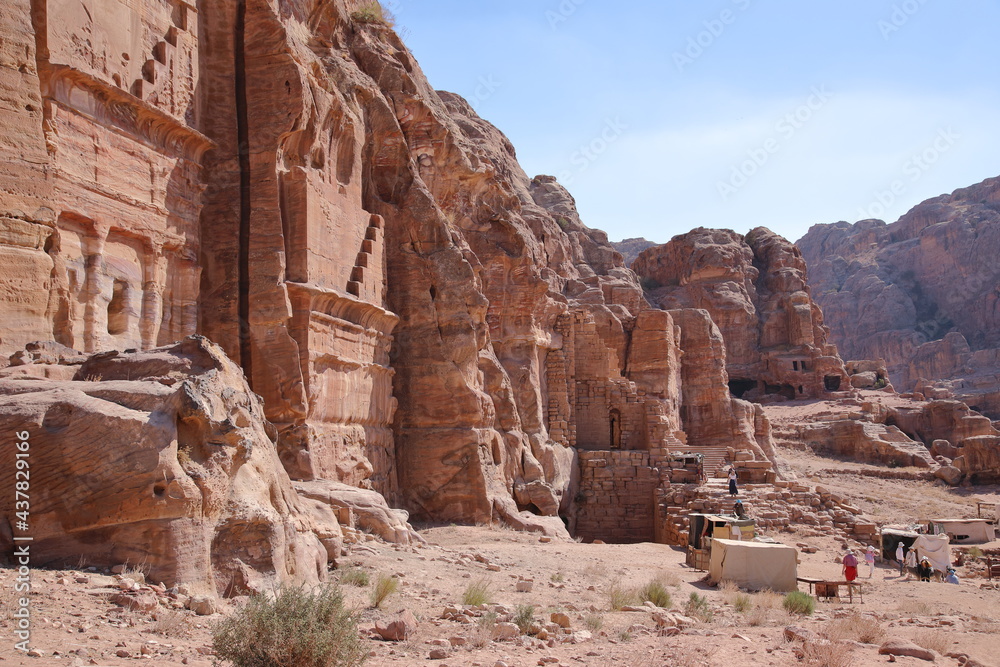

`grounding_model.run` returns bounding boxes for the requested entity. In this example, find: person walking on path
[728,468,739,497]
[842,550,859,582]
[895,542,905,576]
[864,545,876,578]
